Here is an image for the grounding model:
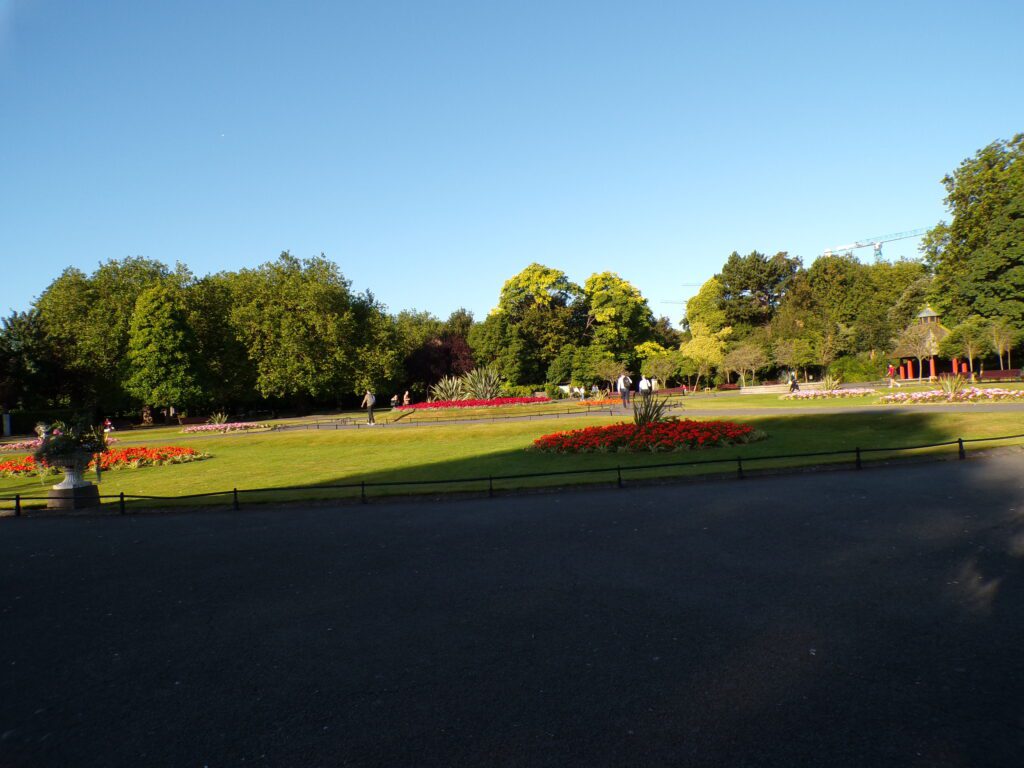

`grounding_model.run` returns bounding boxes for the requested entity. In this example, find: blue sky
[1,0,1022,324]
